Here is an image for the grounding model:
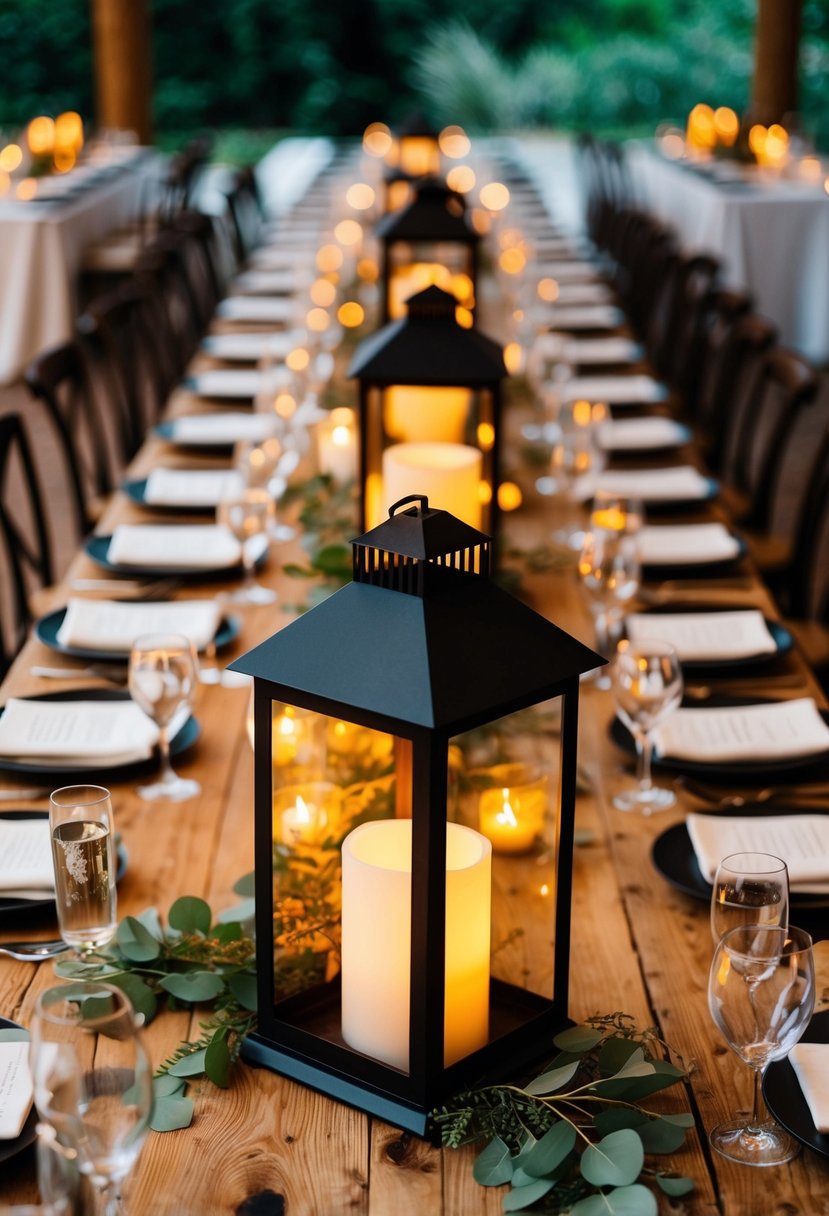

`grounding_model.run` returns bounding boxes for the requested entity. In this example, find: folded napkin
[561,374,667,405]
[591,466,712,502]
[637,523,740,565]
[686,812,829,892]
[790,1044,829,1131]
[217,296,293,323]
[653,698,829,764]
[625,611,777,661]
[233,269,304,295]
[0,817,52,894]
[201,331,302,362]
[544,304,624,330]
[563,337,642,365]
[186,370,264,399]
[0,1040,33,1139]
[144,468,244,508]
[535,260,600,282]
[553,282,614,306]
[56,598,222,653]
[0,698,165,767]
[599,417,686,451]
[168,413,278,446]
[250,247,315,271]
[107,525,241,570]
